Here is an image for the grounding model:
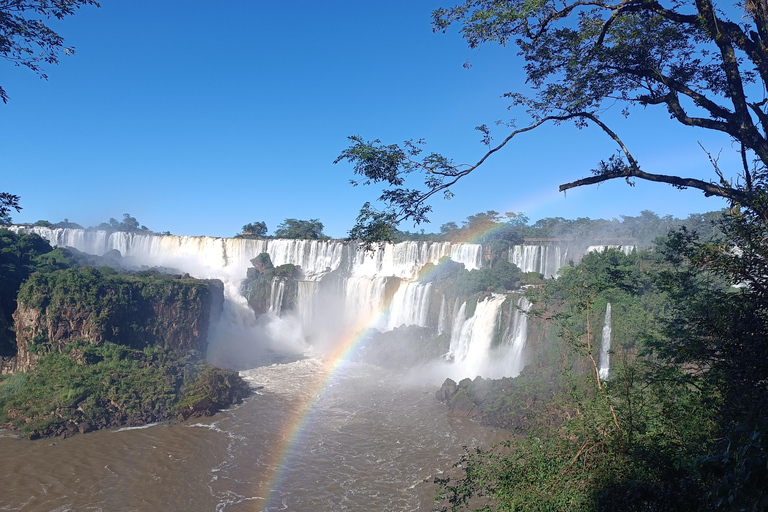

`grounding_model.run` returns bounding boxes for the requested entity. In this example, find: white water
[447,294,508,379]
[599,303,612,380]
[509,245,569,278]
[586,245,635,256]
[500,297,531,377]
[386,282,432,330]
[437,295,447,335]
[12,226,523,379]
[268,279,286,316]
